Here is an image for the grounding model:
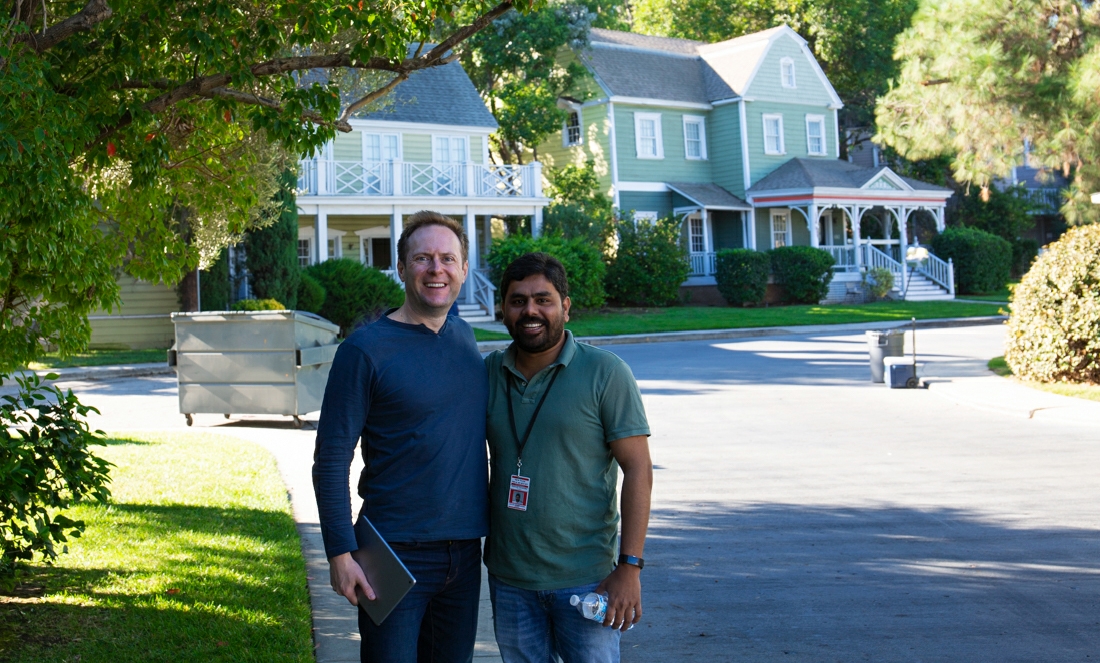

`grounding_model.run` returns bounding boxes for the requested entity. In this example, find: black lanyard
[505,364,563,472]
